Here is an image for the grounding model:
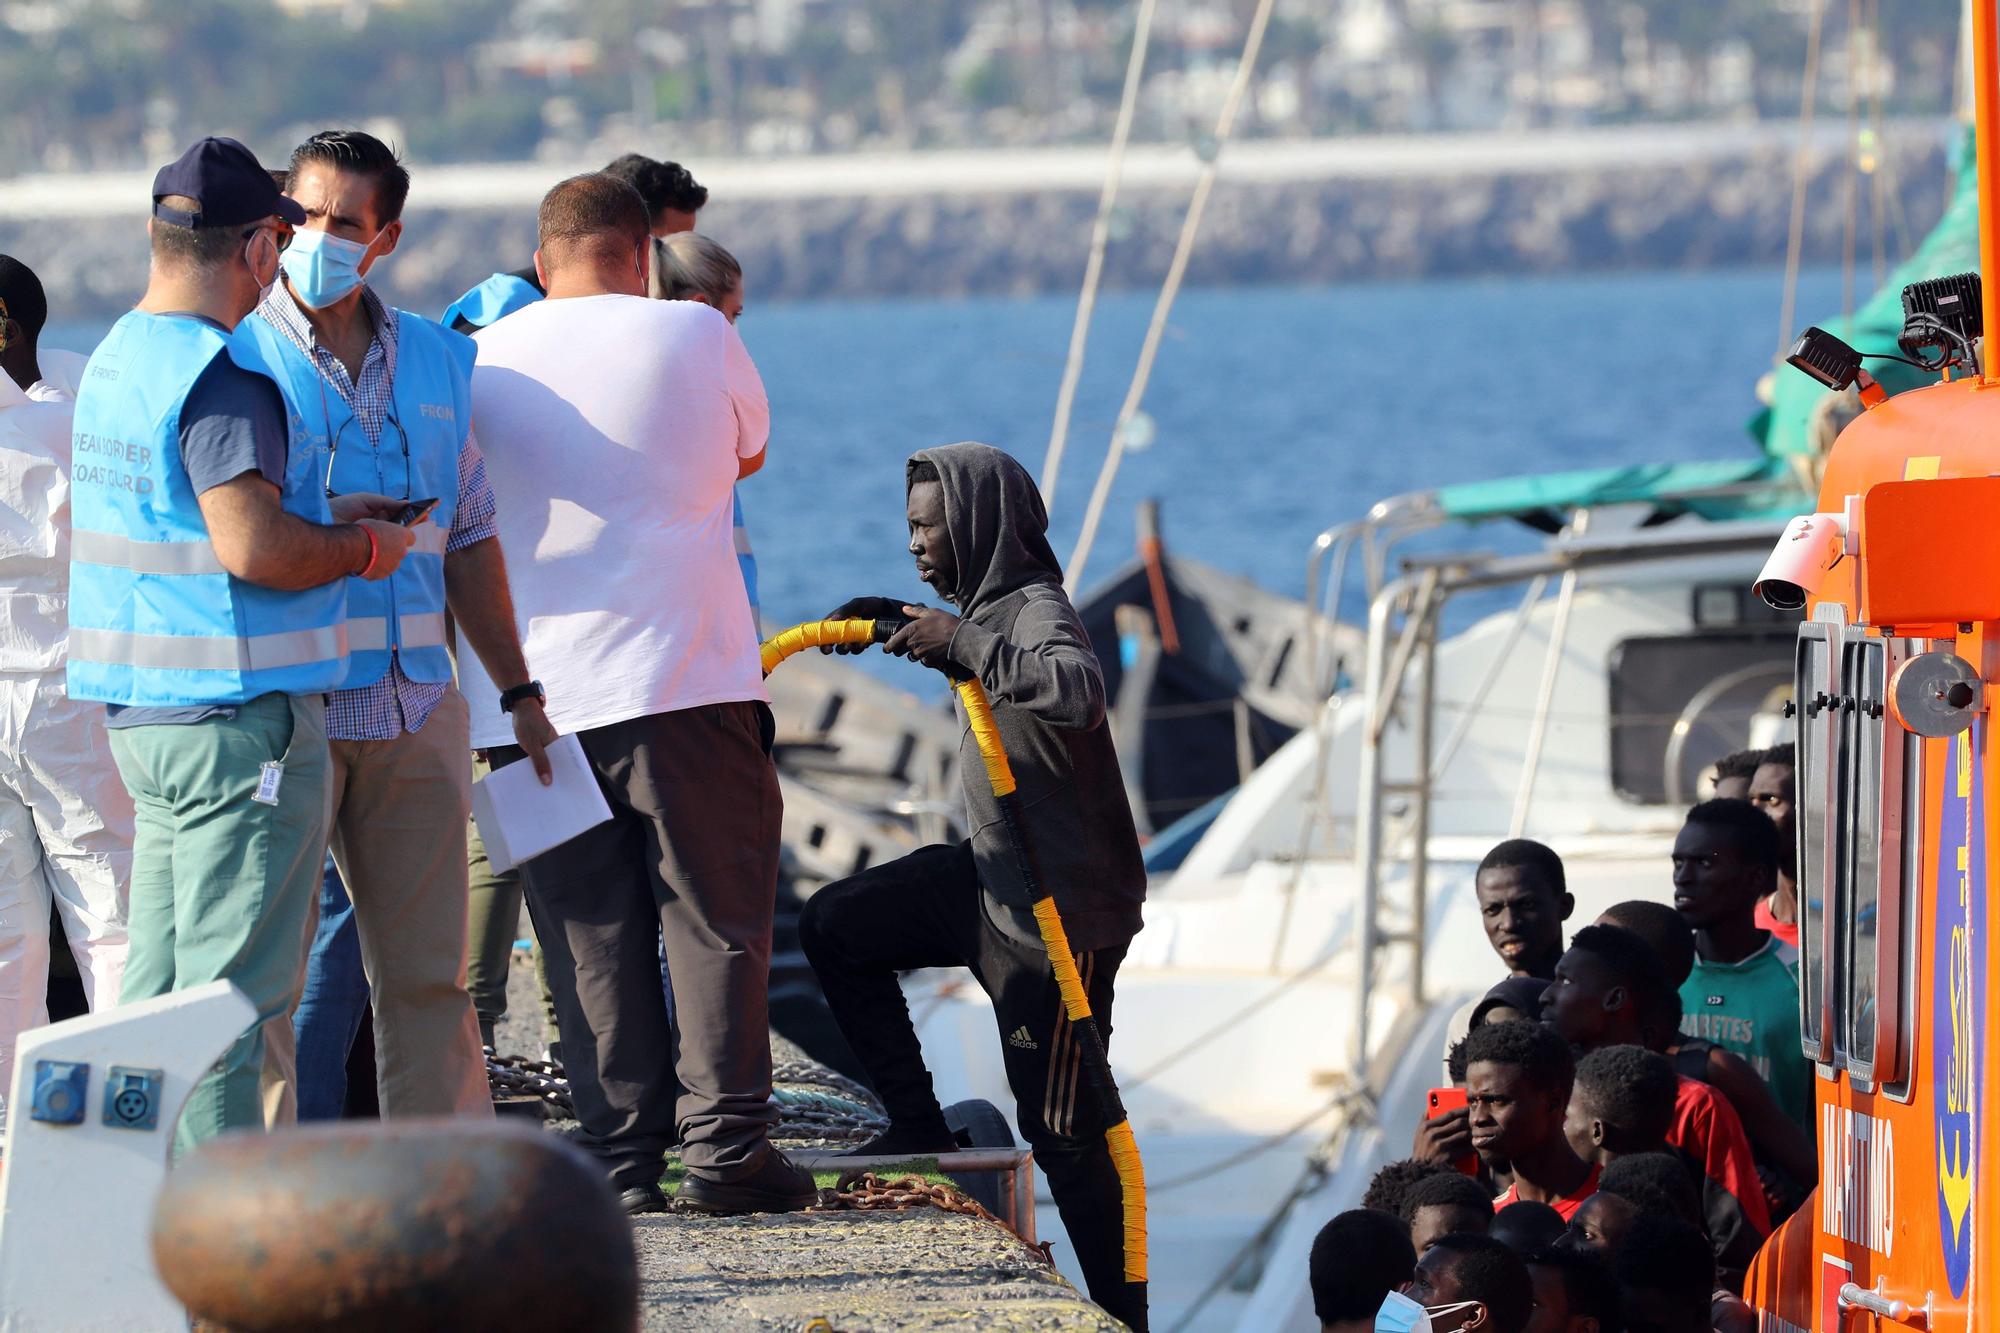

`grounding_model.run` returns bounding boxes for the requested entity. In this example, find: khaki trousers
[264,687,491,1120]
